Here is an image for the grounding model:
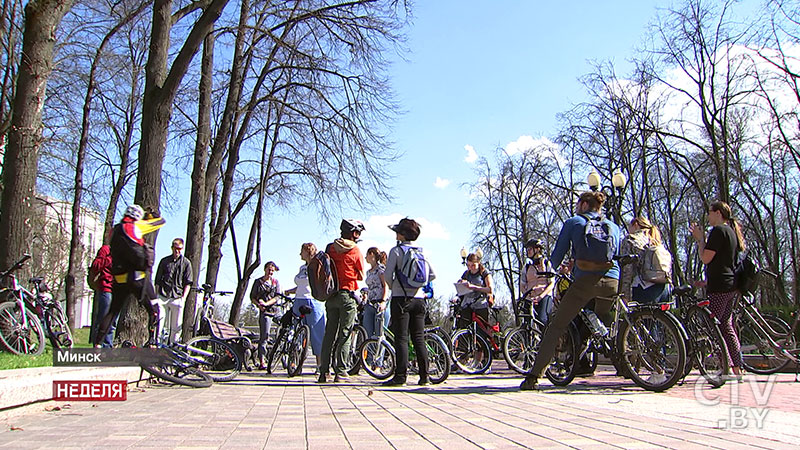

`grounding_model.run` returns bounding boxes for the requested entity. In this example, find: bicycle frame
[737,294,799,363]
